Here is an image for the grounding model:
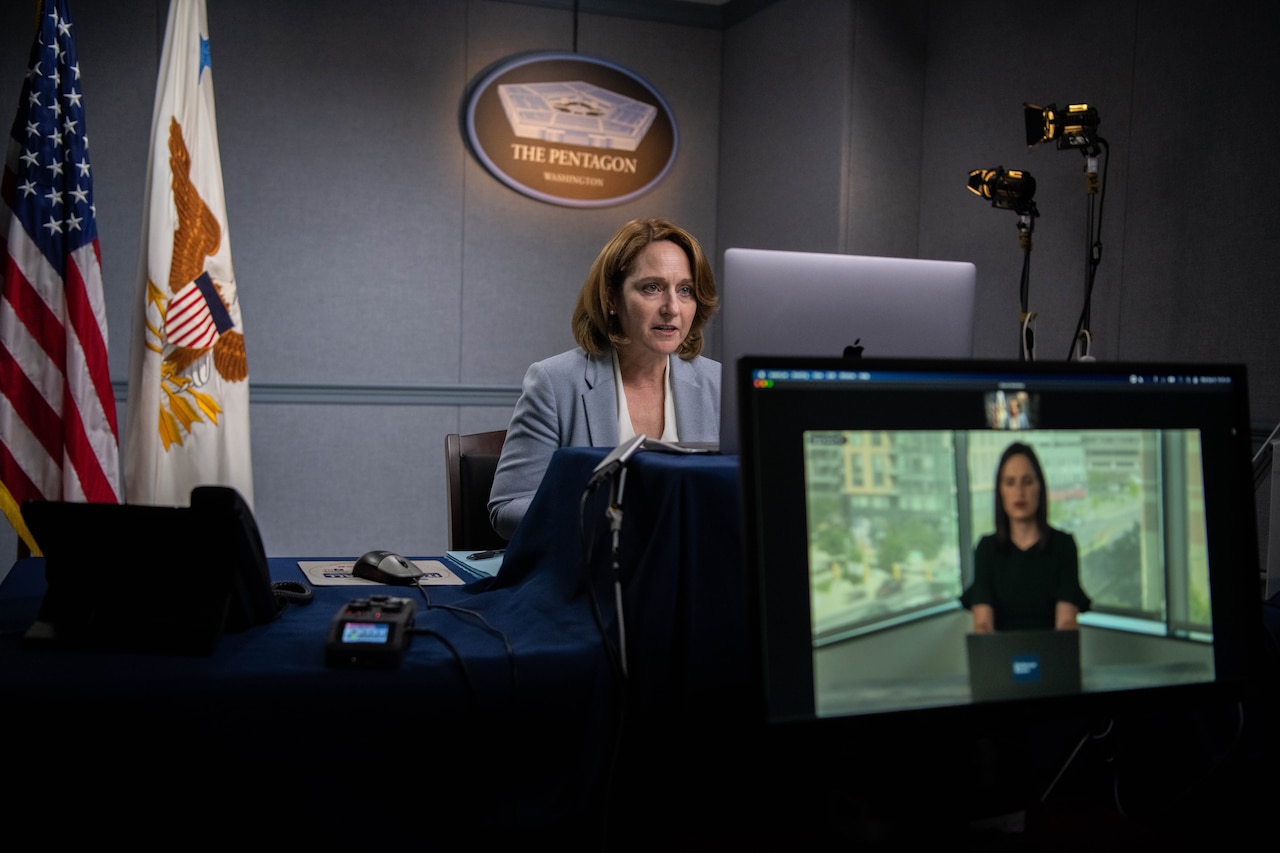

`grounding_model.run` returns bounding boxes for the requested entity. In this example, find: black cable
[409,625,480,709]
[413,583,519,713]
[438,603,517,700]
[1019,241,1034,361]
[577,473,633,848]
[1016,212,1036,361]
[412,583,522,832]
[579,481,627,689]
[597,691,627,847]
[1110,700,1249,824]
[1041,717,1114,802]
